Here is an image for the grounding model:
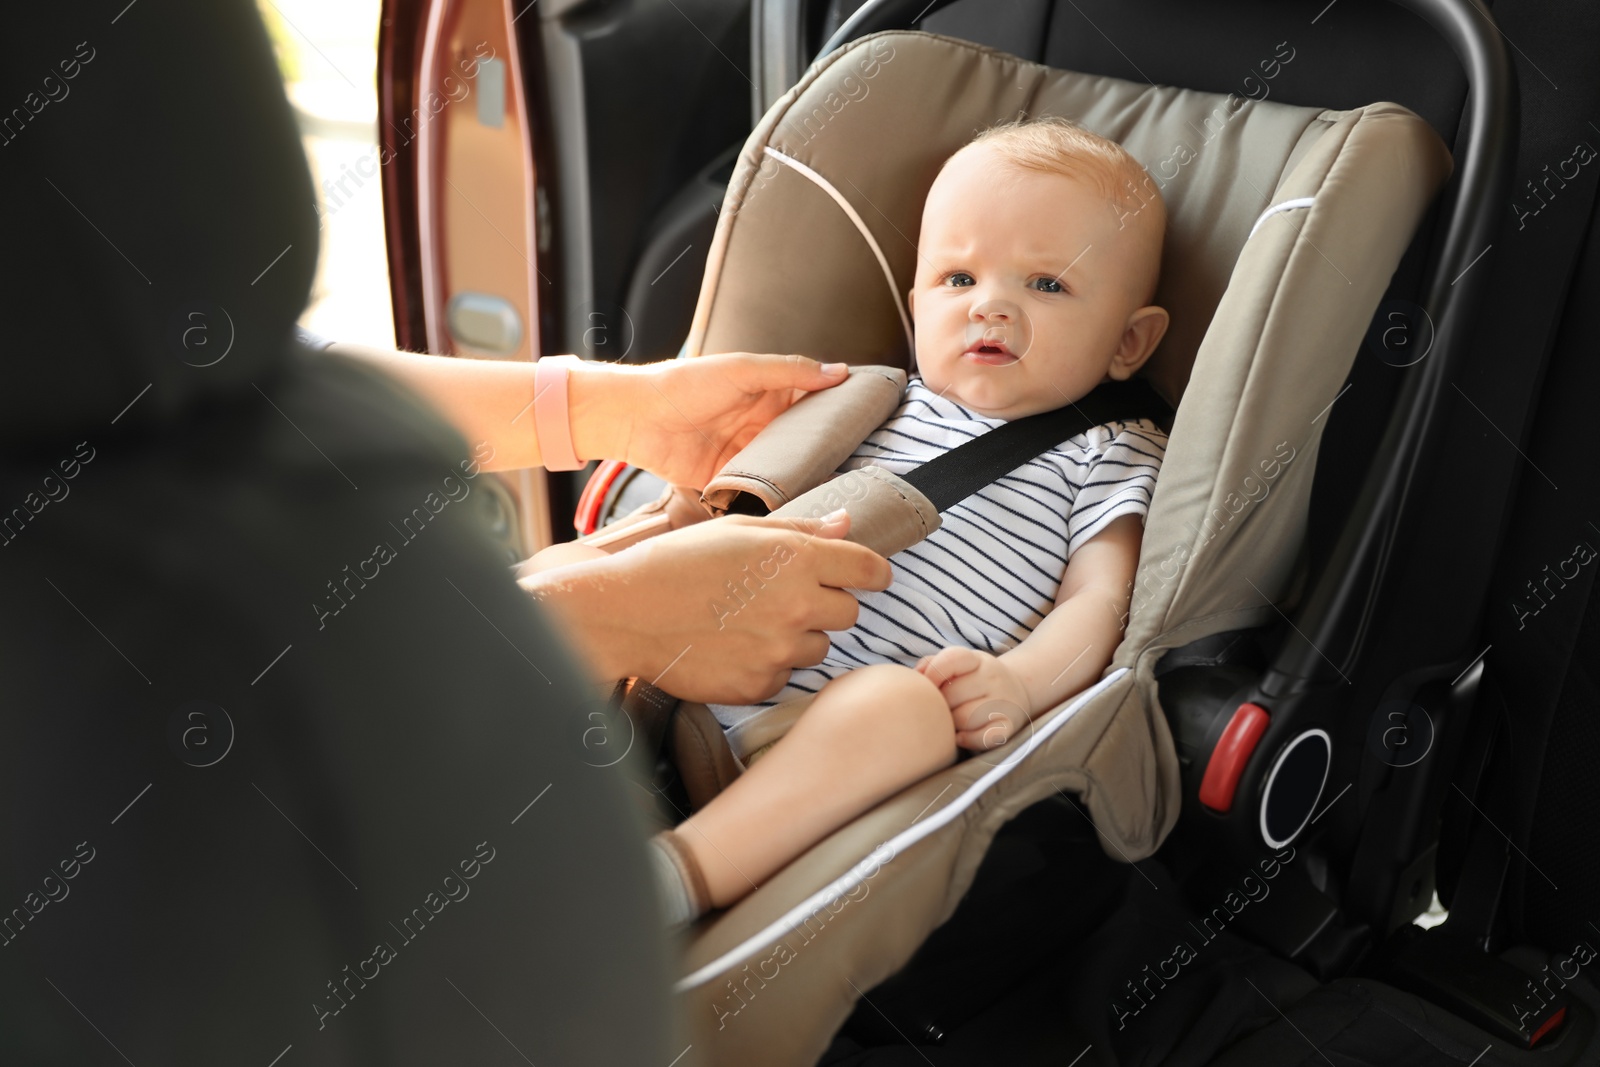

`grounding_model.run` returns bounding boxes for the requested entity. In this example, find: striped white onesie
[708,376,1168,730]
